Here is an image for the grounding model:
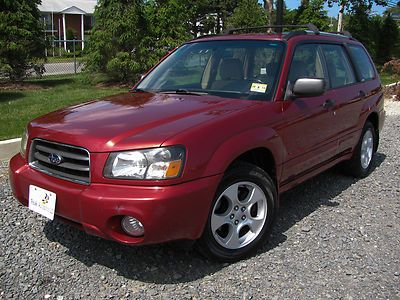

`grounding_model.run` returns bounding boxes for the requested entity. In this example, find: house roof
[39,0,97,14]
